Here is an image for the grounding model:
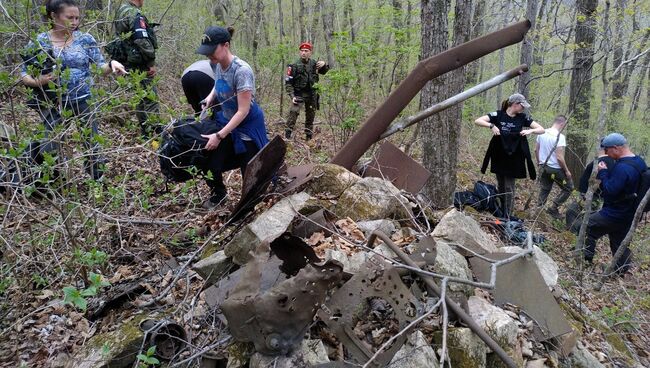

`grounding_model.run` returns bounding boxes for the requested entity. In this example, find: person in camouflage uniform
[284,42,329,140]
[110,0,159,137]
